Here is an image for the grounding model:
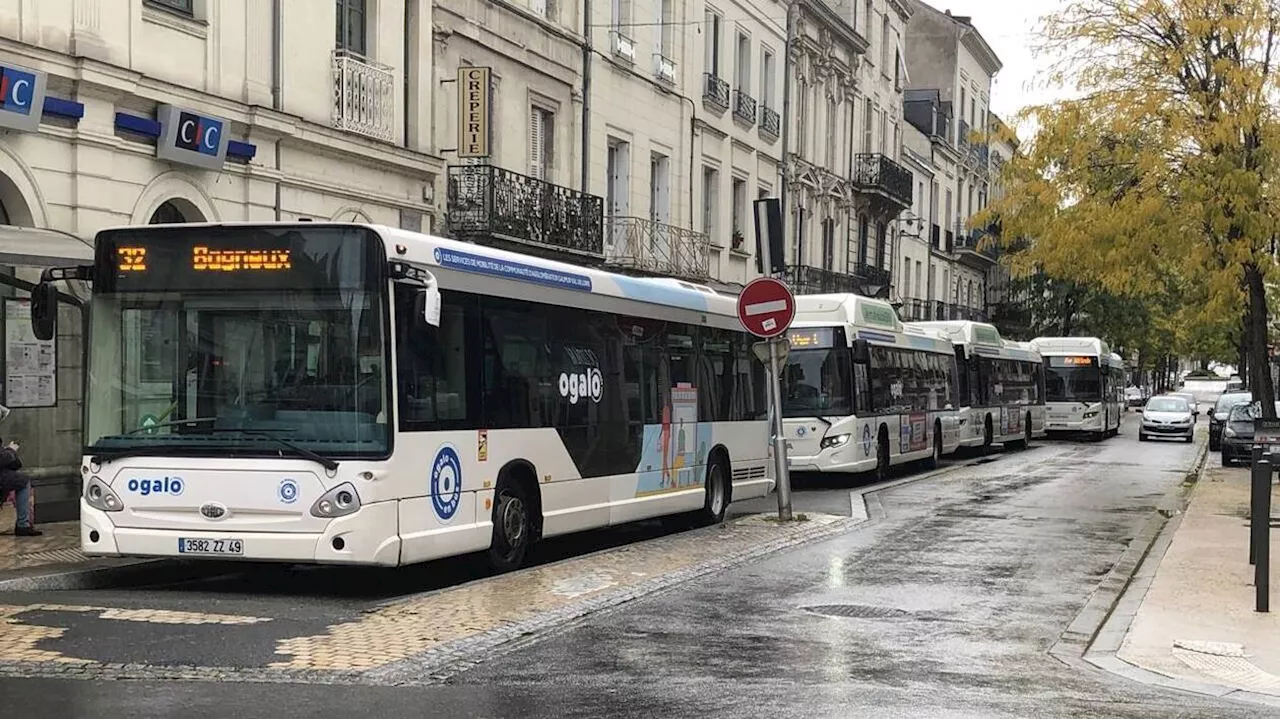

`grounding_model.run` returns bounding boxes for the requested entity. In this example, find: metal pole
[1253,444,1263,565]
[769,338,793,520]
[776,0,797,268]
[1254,453,1271,612]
